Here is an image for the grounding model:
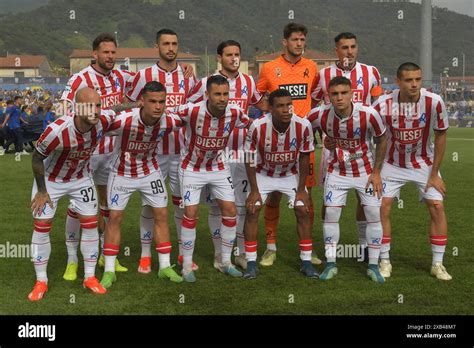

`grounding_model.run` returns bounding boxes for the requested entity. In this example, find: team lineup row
[26,23,450,302]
